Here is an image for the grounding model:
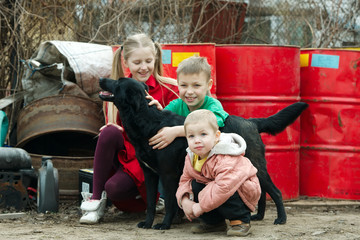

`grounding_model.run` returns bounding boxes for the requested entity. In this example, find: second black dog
[99,77,308,229]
